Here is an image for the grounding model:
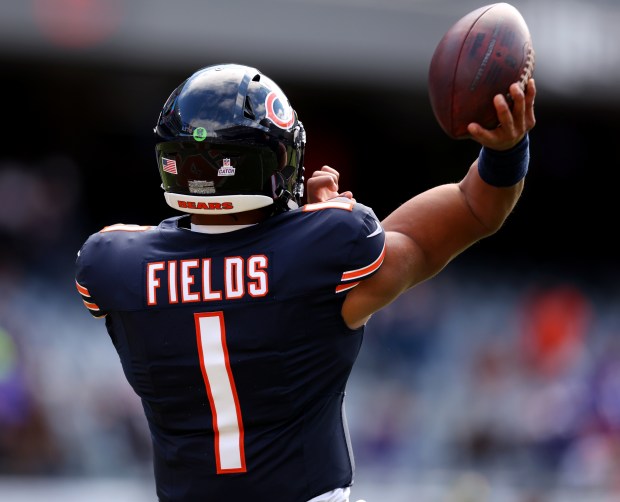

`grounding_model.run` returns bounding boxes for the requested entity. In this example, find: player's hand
[467,78,536,151]
[306,165,354,203]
